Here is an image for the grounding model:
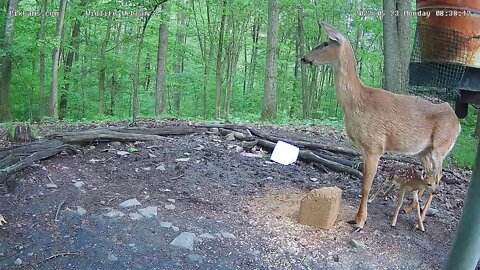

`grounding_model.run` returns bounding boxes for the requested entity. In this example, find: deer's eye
[322,42,329,47]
